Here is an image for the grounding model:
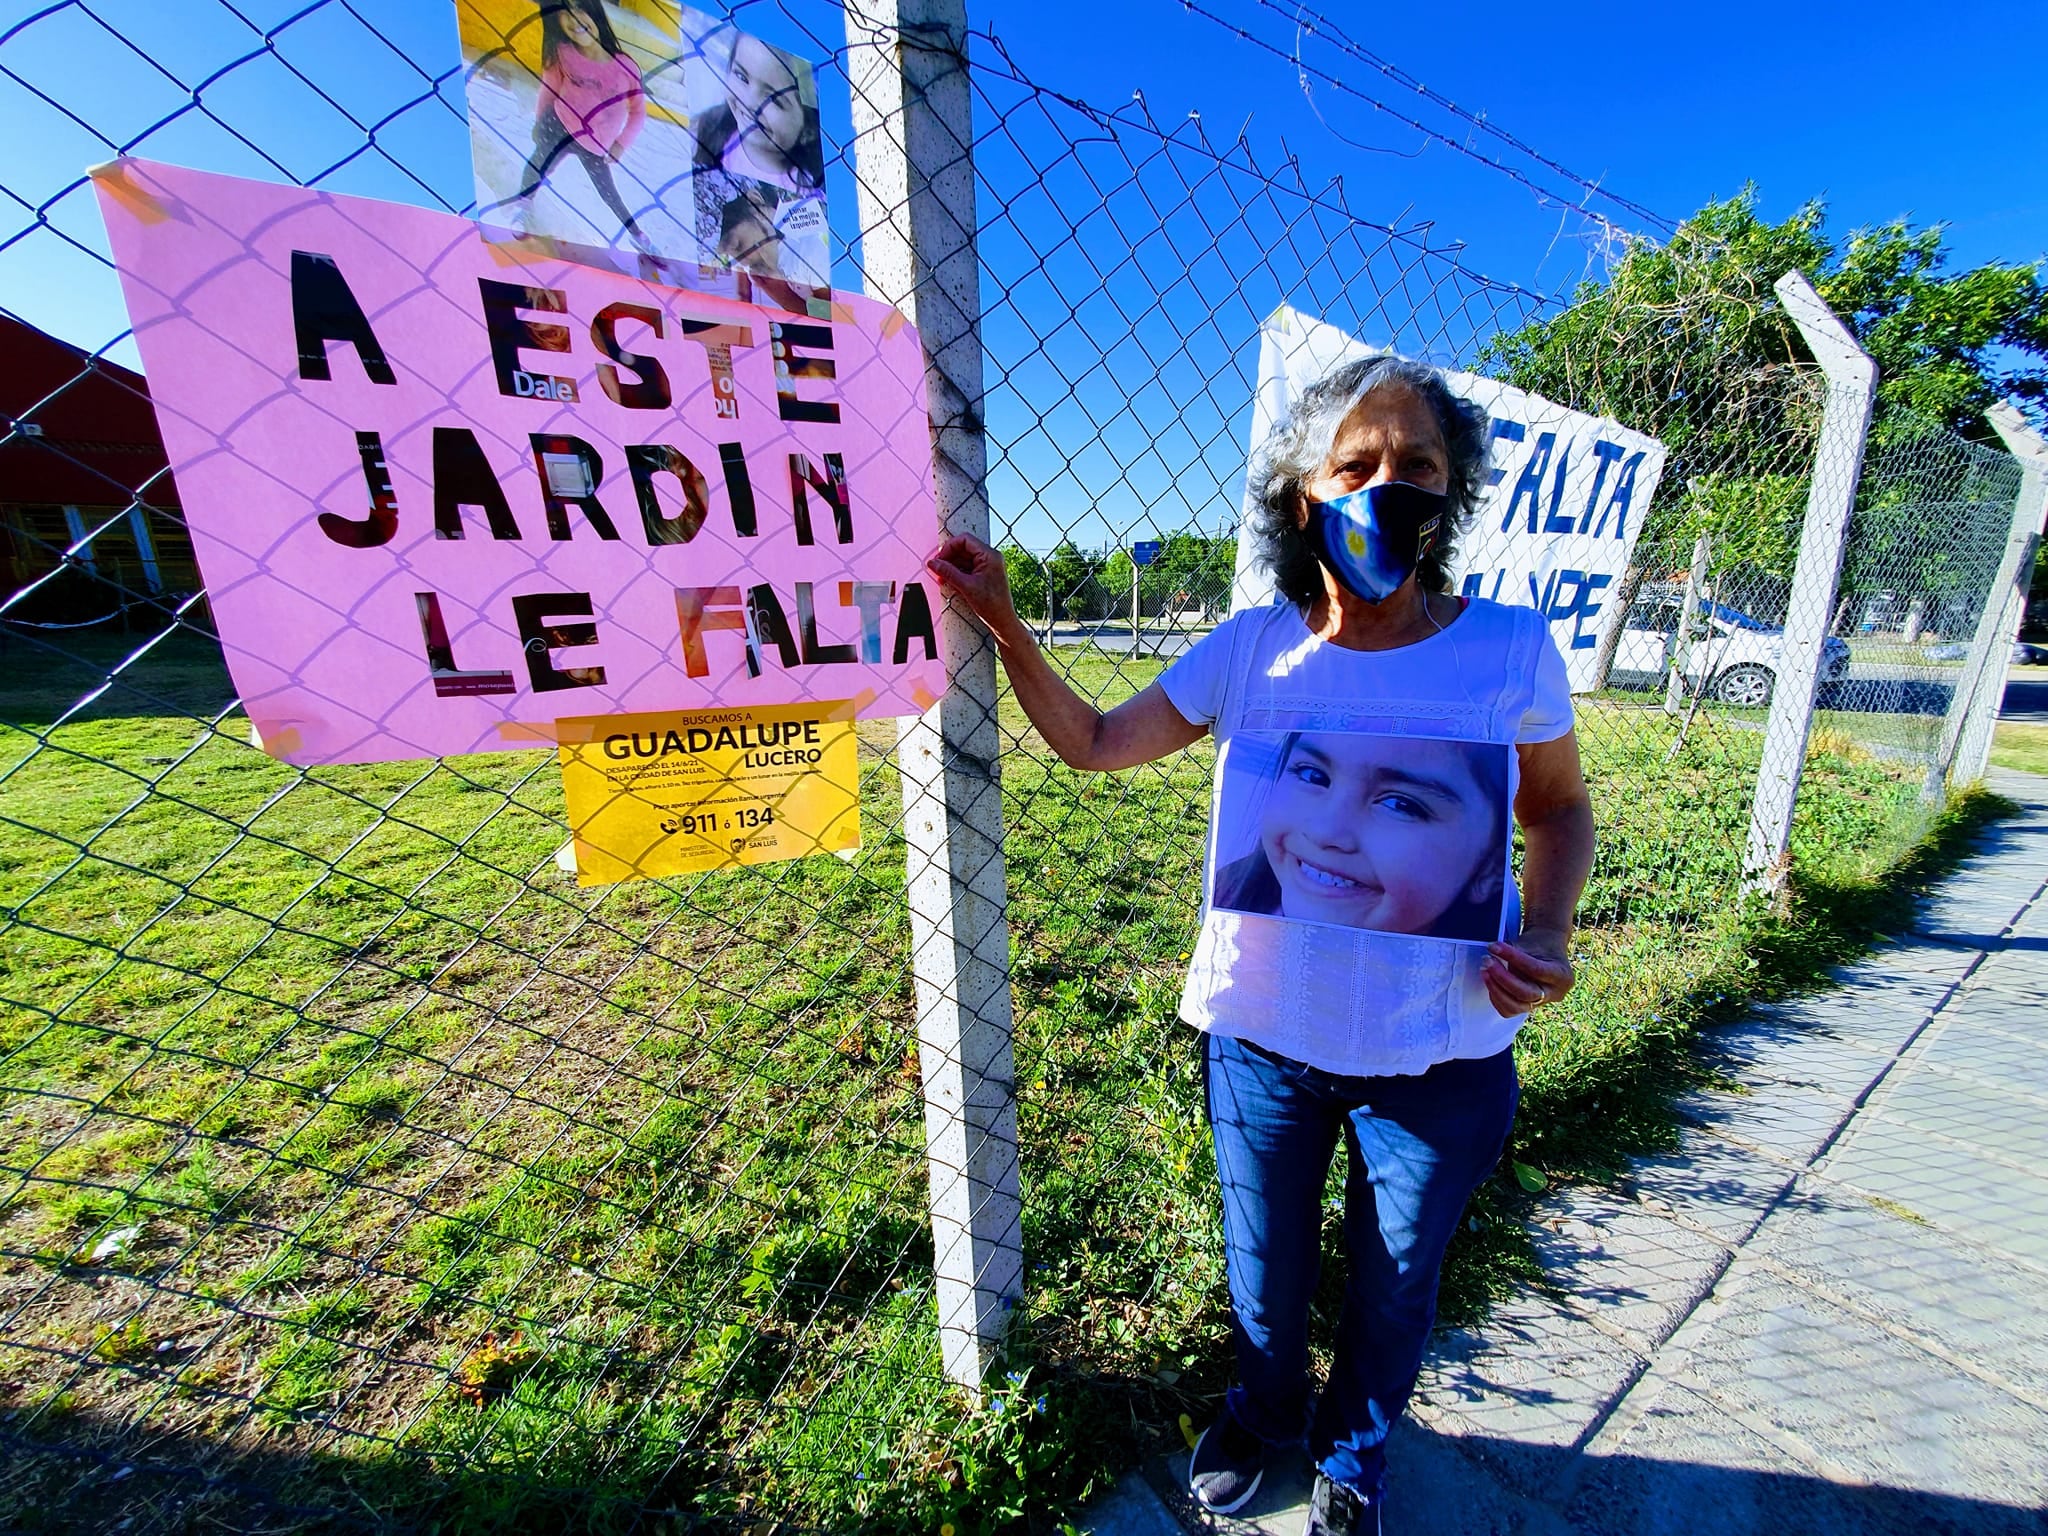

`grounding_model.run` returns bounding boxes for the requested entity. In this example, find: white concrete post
[844,0,1022,1395]
[1665,532,1710,716]
[1743,272,1877,894]
[1934,403,2048,790]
